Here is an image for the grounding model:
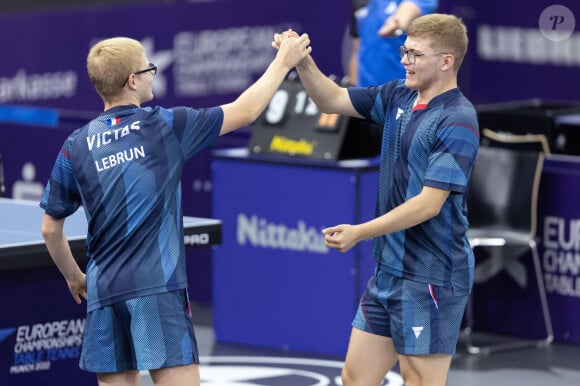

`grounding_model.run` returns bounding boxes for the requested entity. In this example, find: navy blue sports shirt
[40,104,222,311]
[349,80,479,294]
